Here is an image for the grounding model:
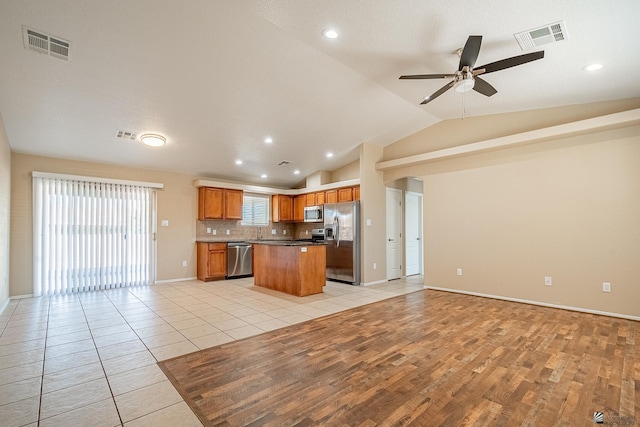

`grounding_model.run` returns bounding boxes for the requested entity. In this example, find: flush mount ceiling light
[139,133,166,147]
[322,29,338,39]
[583,63,603,71]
